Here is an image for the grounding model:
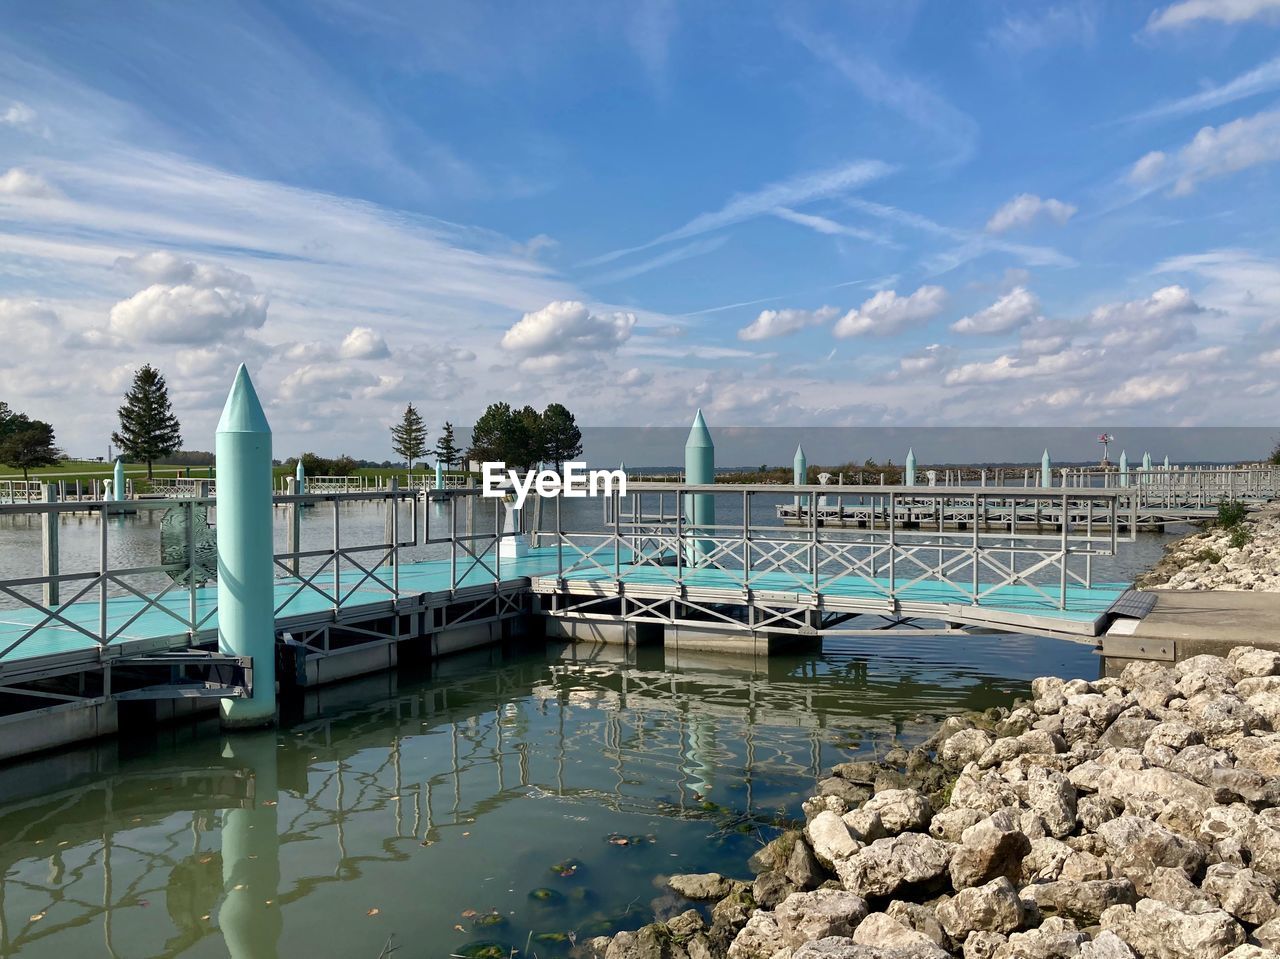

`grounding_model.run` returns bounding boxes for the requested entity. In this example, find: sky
[2,0,1280,463]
